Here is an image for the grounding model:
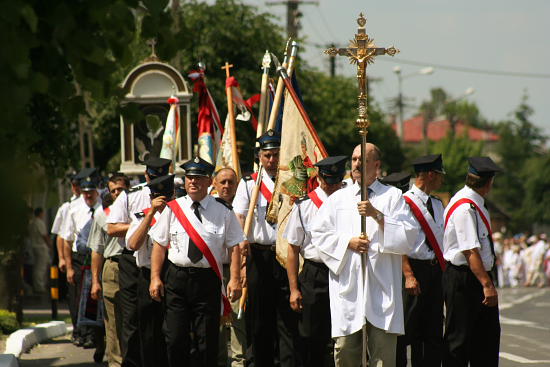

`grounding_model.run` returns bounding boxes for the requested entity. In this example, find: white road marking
[500,289,548,310]
[500,316,550,331]
[500,352,550,364]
